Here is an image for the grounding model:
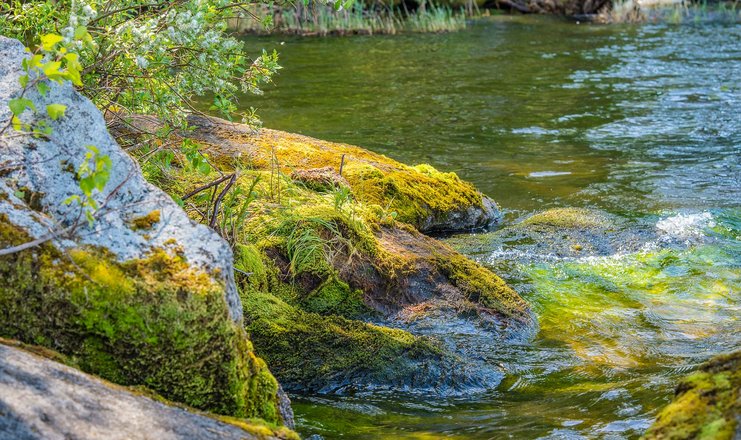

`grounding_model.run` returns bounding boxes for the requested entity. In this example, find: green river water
[237,15,740,439]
